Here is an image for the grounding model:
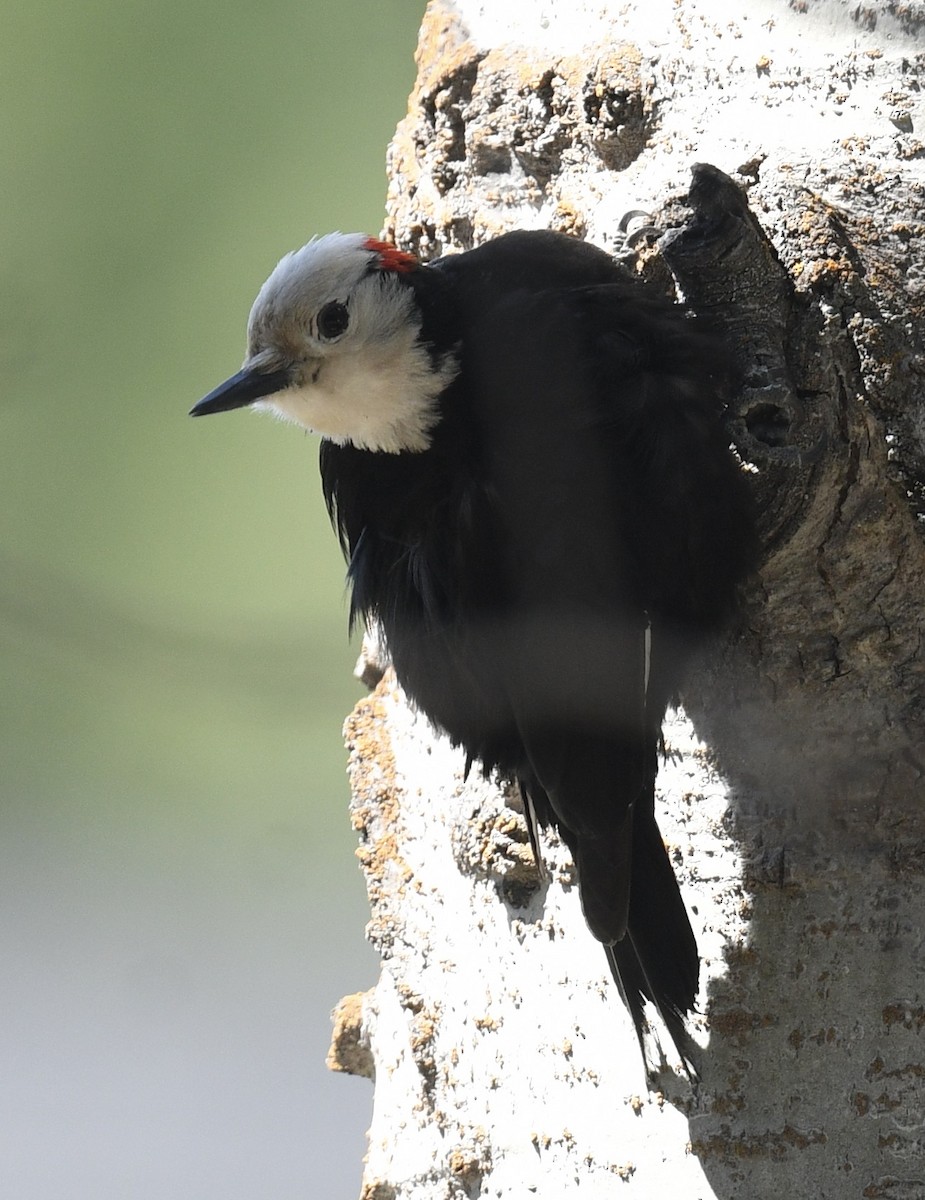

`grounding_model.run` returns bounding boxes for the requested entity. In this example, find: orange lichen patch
[360,1183,399,1200]
[801,258,856,288]
[327,991,374,1080]
[863,1183,914,1199]
[447,1131,491,1188]
[464,806,536,878]
[709,1090,748,1116]
[344,676,415,912]
[409,1006,441,1091]
[344,678,397,828]
[724,944,760,969]
[866,1058,925,1082]
[692,1125,827,1161]
[882,1004,925,1033]
[558,43,642,91]
[448,1148,481,1185]
[356,835,414,884]
[548,202,587,240]
[709,1007,776,1042]
[413,0,483,101]
[481,52,553,95]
